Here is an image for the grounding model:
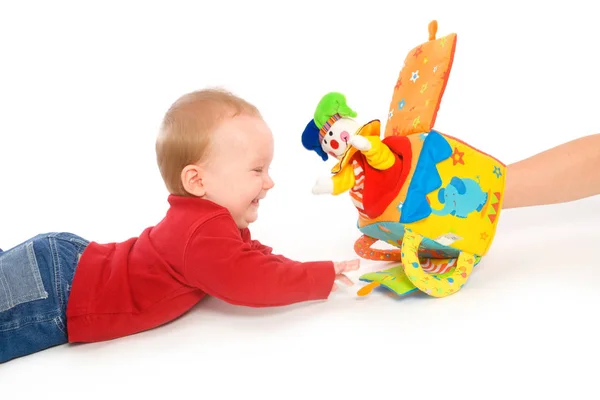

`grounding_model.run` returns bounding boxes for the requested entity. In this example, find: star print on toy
[410,70,419,82]
[413,45,423,57]
[480,232,489,240]
[395,78,402,89]
[412,115,421,128]
[398,99,406,110]
[451,147,465,165]
[493,166,502,178]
